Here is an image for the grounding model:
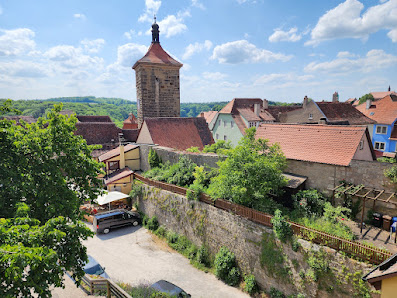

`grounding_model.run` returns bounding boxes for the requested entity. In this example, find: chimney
[254,103,260,116]
[366,99,372,110]
[263,99,269,110]
[303,96,309,109]
[200,112,204,117]
[332,91,339,102]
